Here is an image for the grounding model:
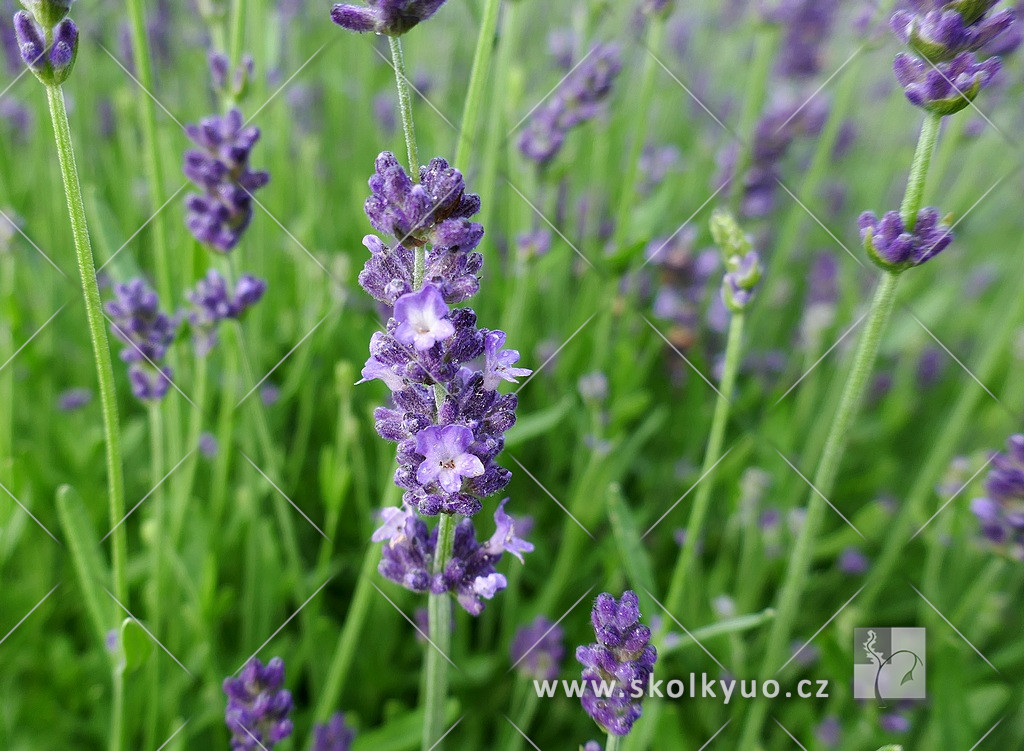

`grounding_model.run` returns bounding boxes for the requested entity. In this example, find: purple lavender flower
[510,616,565,681]
[415,424,485,494]
[57,387,92,411]
[330,0,447,36]
[816,716,842,747]
[393,285,456,351]
[893,50,1000,114]
[582,743,602,751]
[199,431,219,458]
[838,546,869,574]
[859,207,954,270]
[312,712,355,751]
[210,50,255,101]
[516,229,552,260]
[765,1,838,79]
[519,44,622,165]
[186,270,266,355]
[105,279,178,401]
[971,434,1024,560]
[223,657,293,750]
[891,1,1015,62]
[374,502,530,615]
[184,109,269,252]
[359,154,483,305]
[576,591,657,737]
[483,330,530,389]
[13,11,77,84]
